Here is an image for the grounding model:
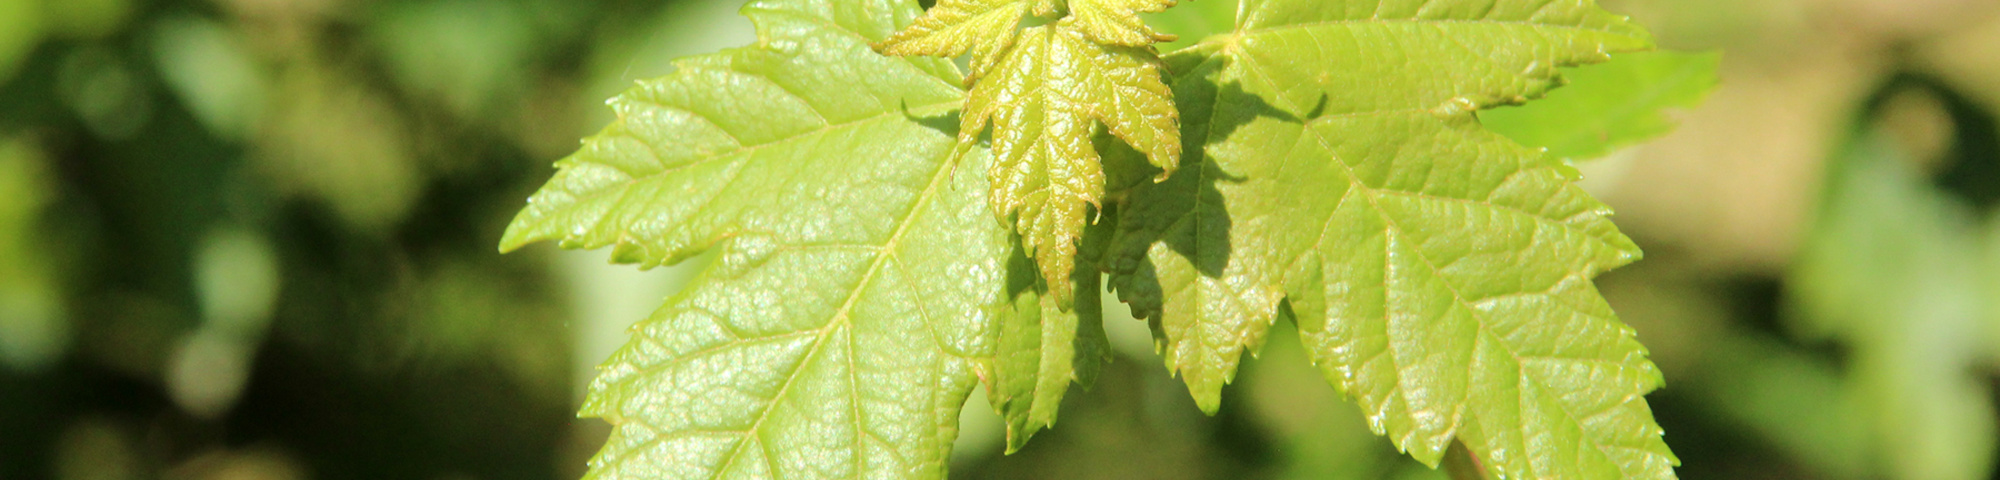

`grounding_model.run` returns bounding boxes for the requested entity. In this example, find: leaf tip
[496,216,542,254]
